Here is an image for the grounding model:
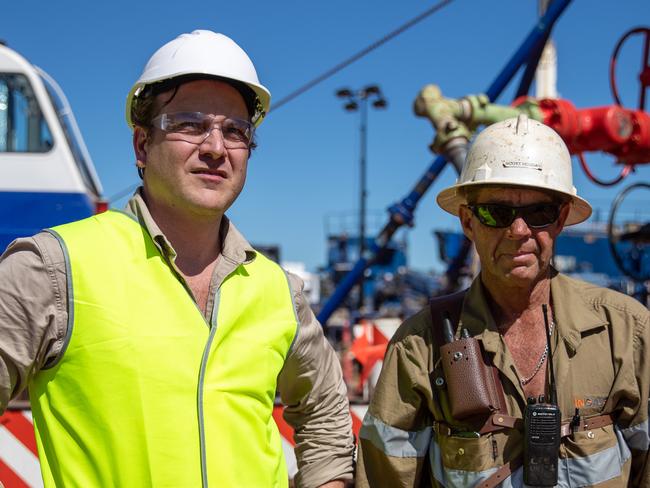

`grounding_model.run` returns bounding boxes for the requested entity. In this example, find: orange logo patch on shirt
[574,396,606,409]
